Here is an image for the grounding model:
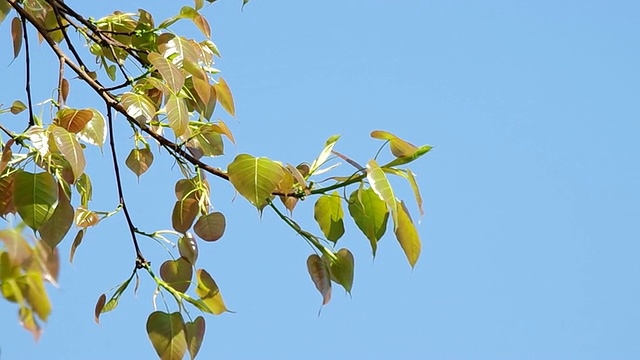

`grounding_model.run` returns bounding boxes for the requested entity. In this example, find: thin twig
[58,59,65,106]
[20,15,34,127]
